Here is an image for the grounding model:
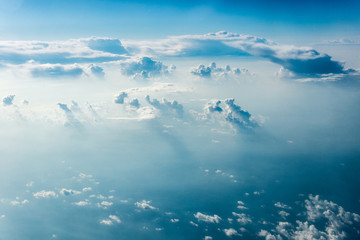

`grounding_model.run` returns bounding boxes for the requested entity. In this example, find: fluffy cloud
[59,188,81,196]
[86,37,127,55]
[10,199,29,206]
[274,202,292,210]
[0,32,354,81]
[127,31,354,79]
[33,190,57,199]
[2,95,15,106]
[191,62,252,79]
[232,212,252,225]
[120,57,175,79]
[73,201,90,206]
[98,215,121,226]
[224,228,240,237]
[258,195,360,240]
[31,64,84,78]
[114,92,128,104]
[135,200,157,210]
[0,38,126,65]
[145,95,184,118]
[58,103,82,128]
[194,212,222,224]
[204,98,258,132]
